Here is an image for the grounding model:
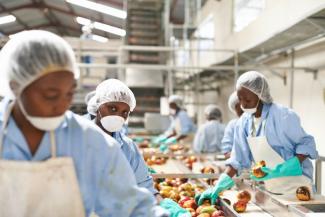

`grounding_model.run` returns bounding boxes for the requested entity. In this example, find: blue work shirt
[220,119,238,154]
[166,110,196,136]
[226,103,318,180]
[112,131,157,195]
[193,120,225,153]
[0,98,157,217]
